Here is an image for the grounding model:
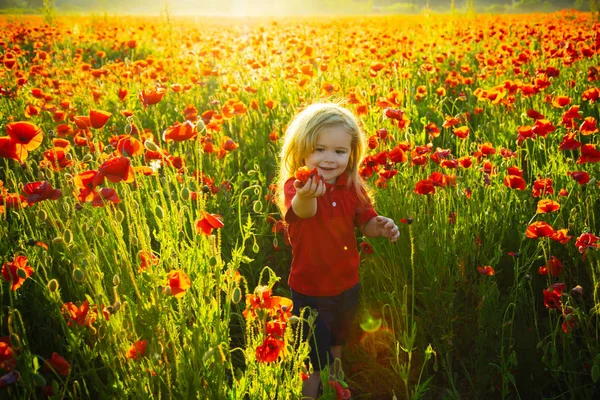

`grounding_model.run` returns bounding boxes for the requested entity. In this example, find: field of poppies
[0,8,599,399]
